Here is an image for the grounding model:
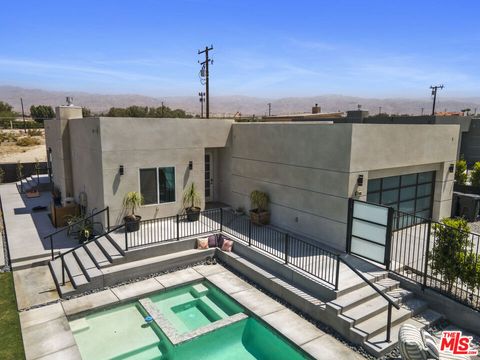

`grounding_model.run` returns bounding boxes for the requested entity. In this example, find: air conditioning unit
[452,192,480,221]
